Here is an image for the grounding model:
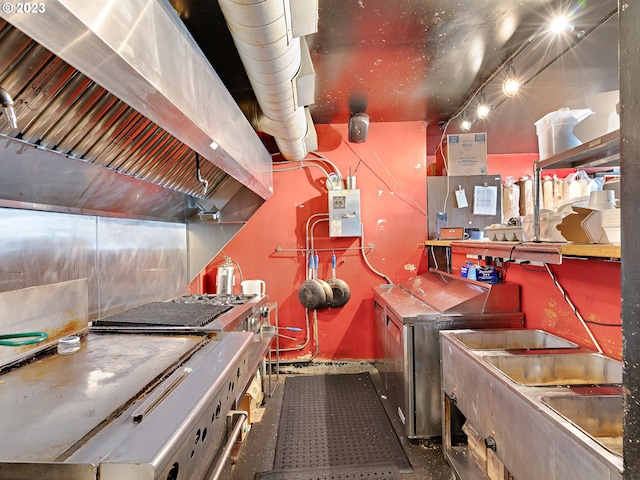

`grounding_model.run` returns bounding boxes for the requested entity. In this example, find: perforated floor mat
[271,373,411,473]
[255,464,402,480]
